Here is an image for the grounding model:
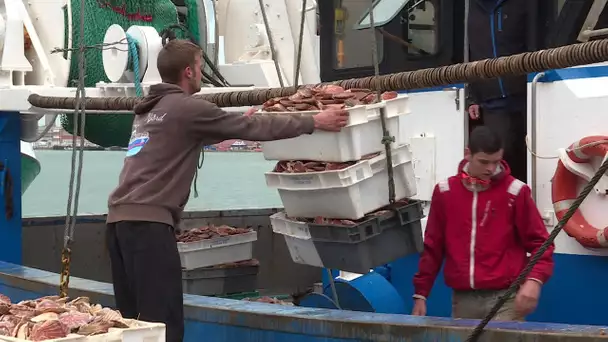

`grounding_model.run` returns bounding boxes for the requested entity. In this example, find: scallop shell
[0,321,14,336]
[35,299,68,314]
[0,295,11,305]
[29,320,69,341]
[31,312,59,323]
[77,319,113,336]
[0,294,135,339]
[59,311,93,331]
